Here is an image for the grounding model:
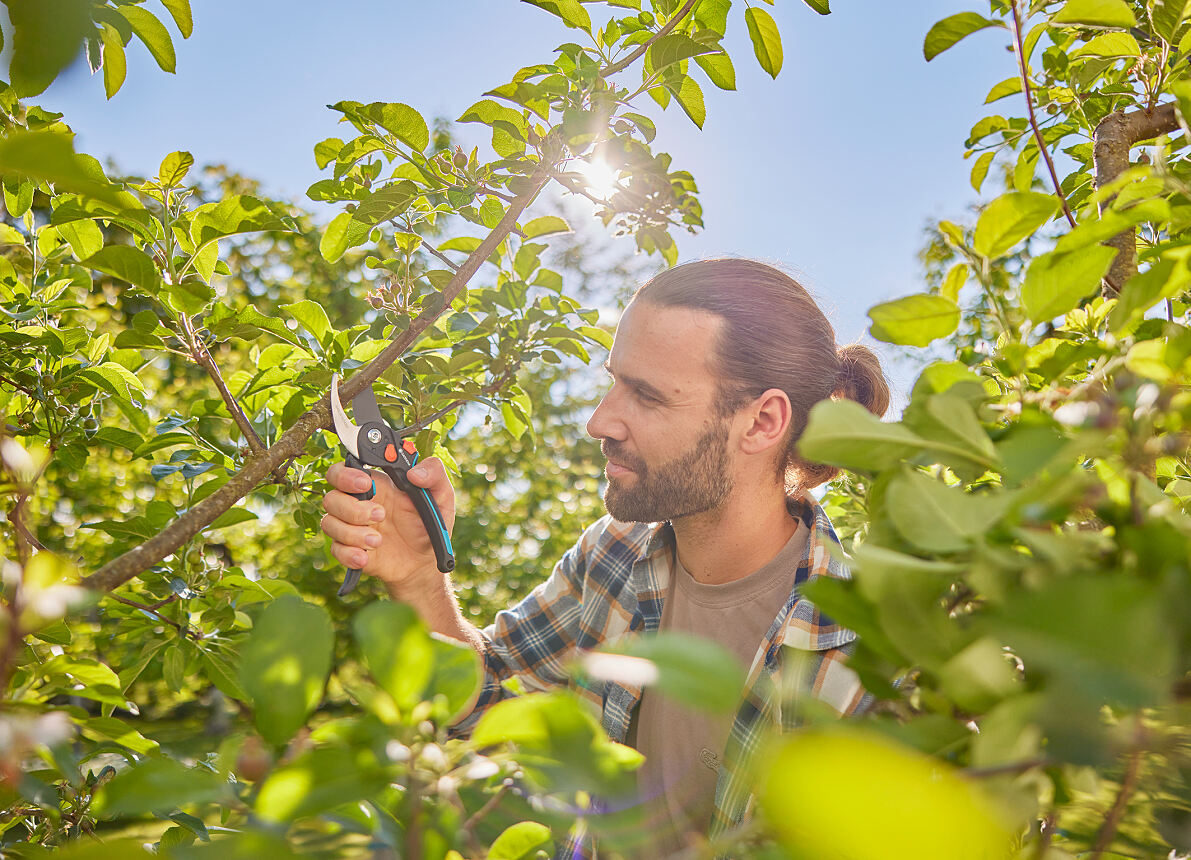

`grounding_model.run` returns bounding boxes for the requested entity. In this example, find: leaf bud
[368,294,384,310]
